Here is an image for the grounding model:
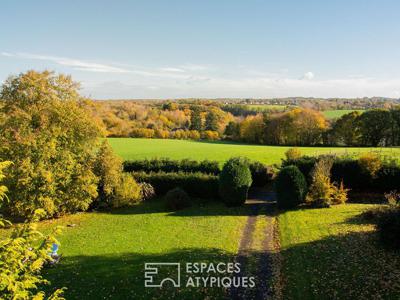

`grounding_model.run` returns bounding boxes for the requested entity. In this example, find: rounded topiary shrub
[164,187,191,210]
[219,157,252,206]
[275,165,307,209]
